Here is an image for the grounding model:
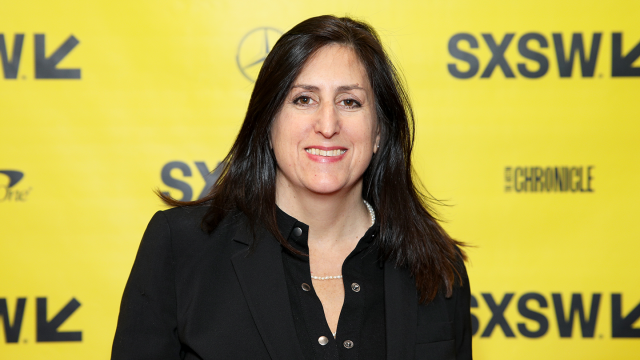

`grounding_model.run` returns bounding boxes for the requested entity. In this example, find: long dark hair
[160,15,466,303]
